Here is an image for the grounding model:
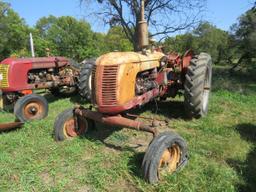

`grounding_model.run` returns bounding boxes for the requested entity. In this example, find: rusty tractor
[54,0,212,183]
[0,57,79,123]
